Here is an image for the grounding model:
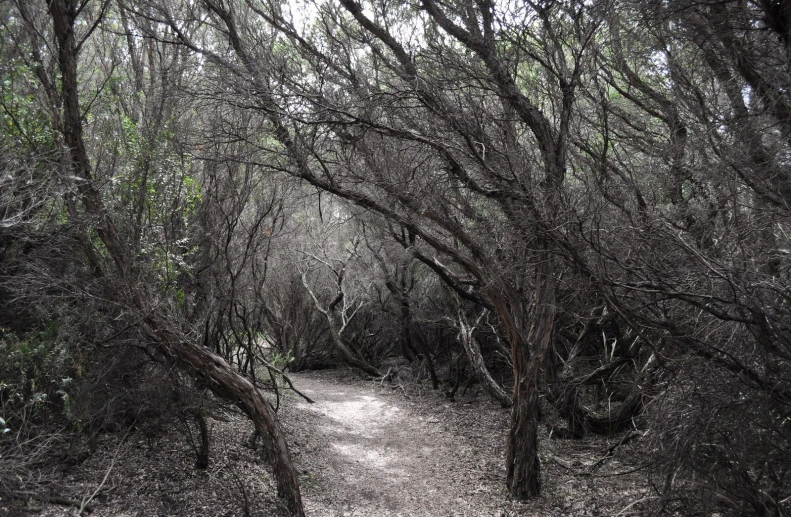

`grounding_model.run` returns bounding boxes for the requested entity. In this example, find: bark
[301,273,382,377]
[194,411,210,469]
[160,332,302,514]
[457,310,512,408]
[507,363,542,497]
[494,252,556,499]
[45,2,304,514]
